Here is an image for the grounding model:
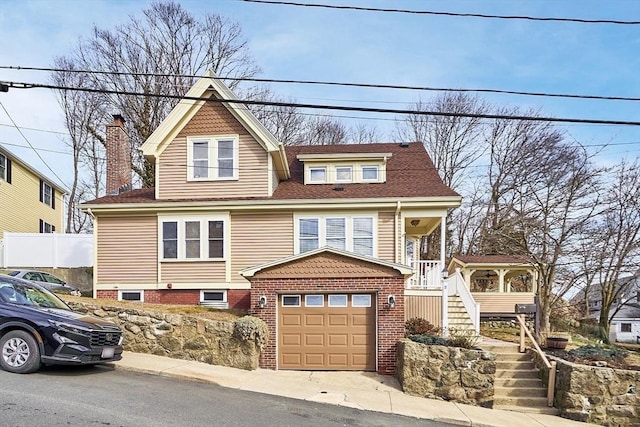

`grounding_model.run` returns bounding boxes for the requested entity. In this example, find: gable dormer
[141,71,289,200]
[296,152,391,185]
